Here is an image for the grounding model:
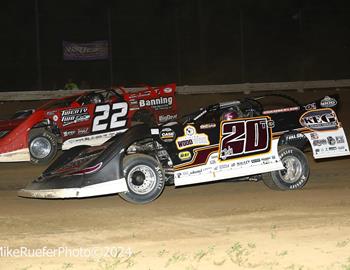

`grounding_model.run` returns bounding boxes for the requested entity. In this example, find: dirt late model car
[0,84,177,164]
[18,94,349,203]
